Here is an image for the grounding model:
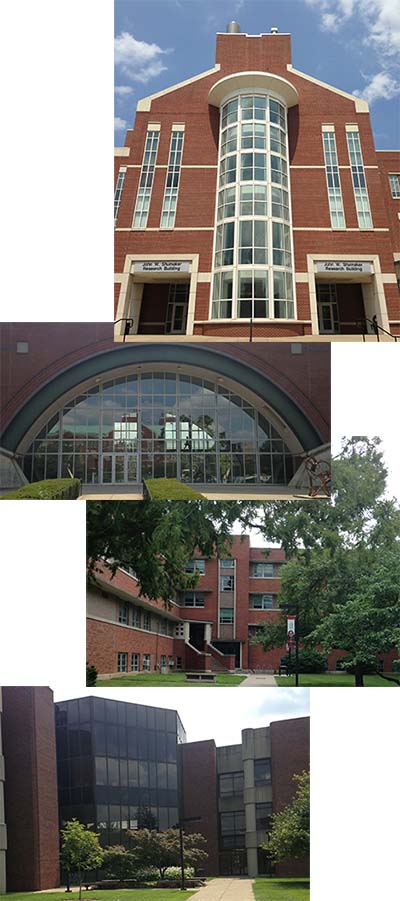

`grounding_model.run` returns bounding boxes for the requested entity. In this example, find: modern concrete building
[87,536,399,678]
[0,688,309,882]
[114,24,400,341]
[0,687,60,892]
[0,323,330,494]
[55,696,309,878]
